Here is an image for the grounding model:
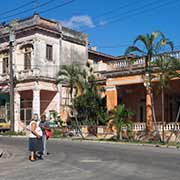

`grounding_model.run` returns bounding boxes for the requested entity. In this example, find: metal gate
[20,108,32,127]
[0,103,10,121]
